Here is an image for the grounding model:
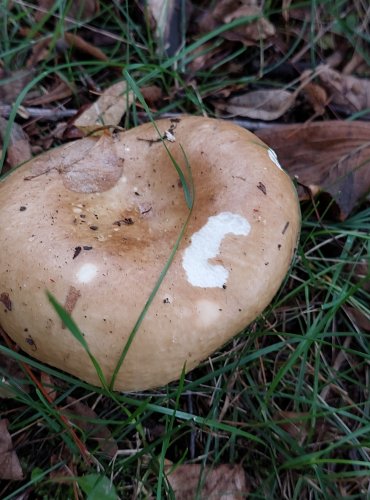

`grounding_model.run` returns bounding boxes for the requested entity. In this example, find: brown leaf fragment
[64,398,118,458]
[197,0,275,46]
[0,69,34,104]
[166,464,248,500]
[0,419,24,480]
[25,80,74,106]
[219,89,297,120]
[315,65,370,115]
[276,411,309,445]
[64,33,108,62]
[0,117,32,168]
[256,121,370,219]
[345,307,370,332]
[301,82,328,116]
[0,348,30,399]
[74,81,133,134]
